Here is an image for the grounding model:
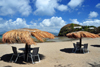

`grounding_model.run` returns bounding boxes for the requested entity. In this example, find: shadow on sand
[88,62,100,67]
[0,53,45,64]
[60,48,88,54]
[4,65,12,67]
[54,64,72,67]
[91,44,100,48]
